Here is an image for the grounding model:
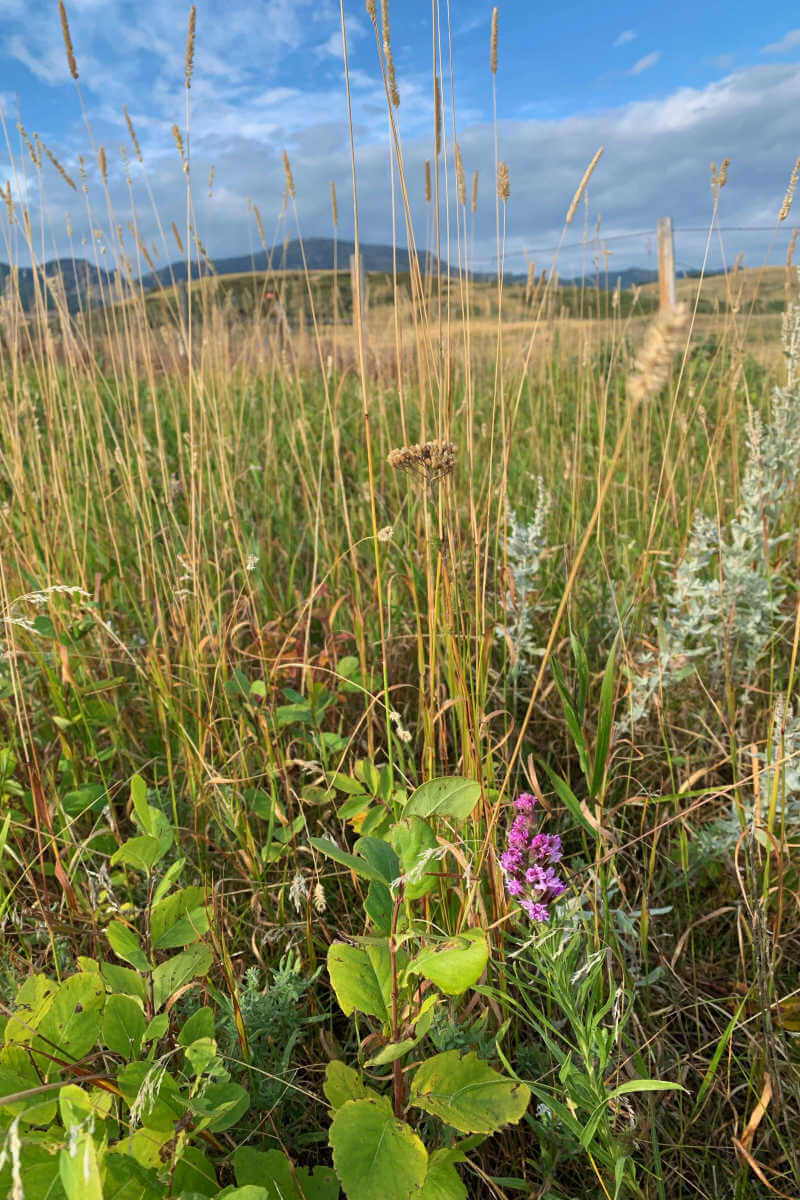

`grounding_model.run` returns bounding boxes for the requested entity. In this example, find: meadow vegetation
[0,4,799,1198]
